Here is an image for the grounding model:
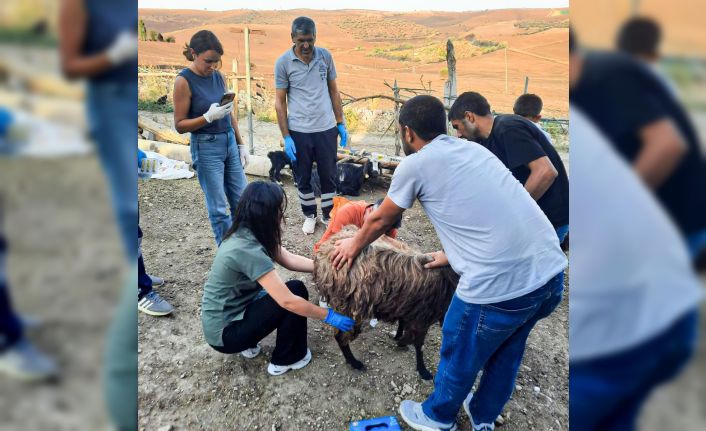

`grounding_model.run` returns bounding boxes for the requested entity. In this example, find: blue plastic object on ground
[349,416,402,431]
